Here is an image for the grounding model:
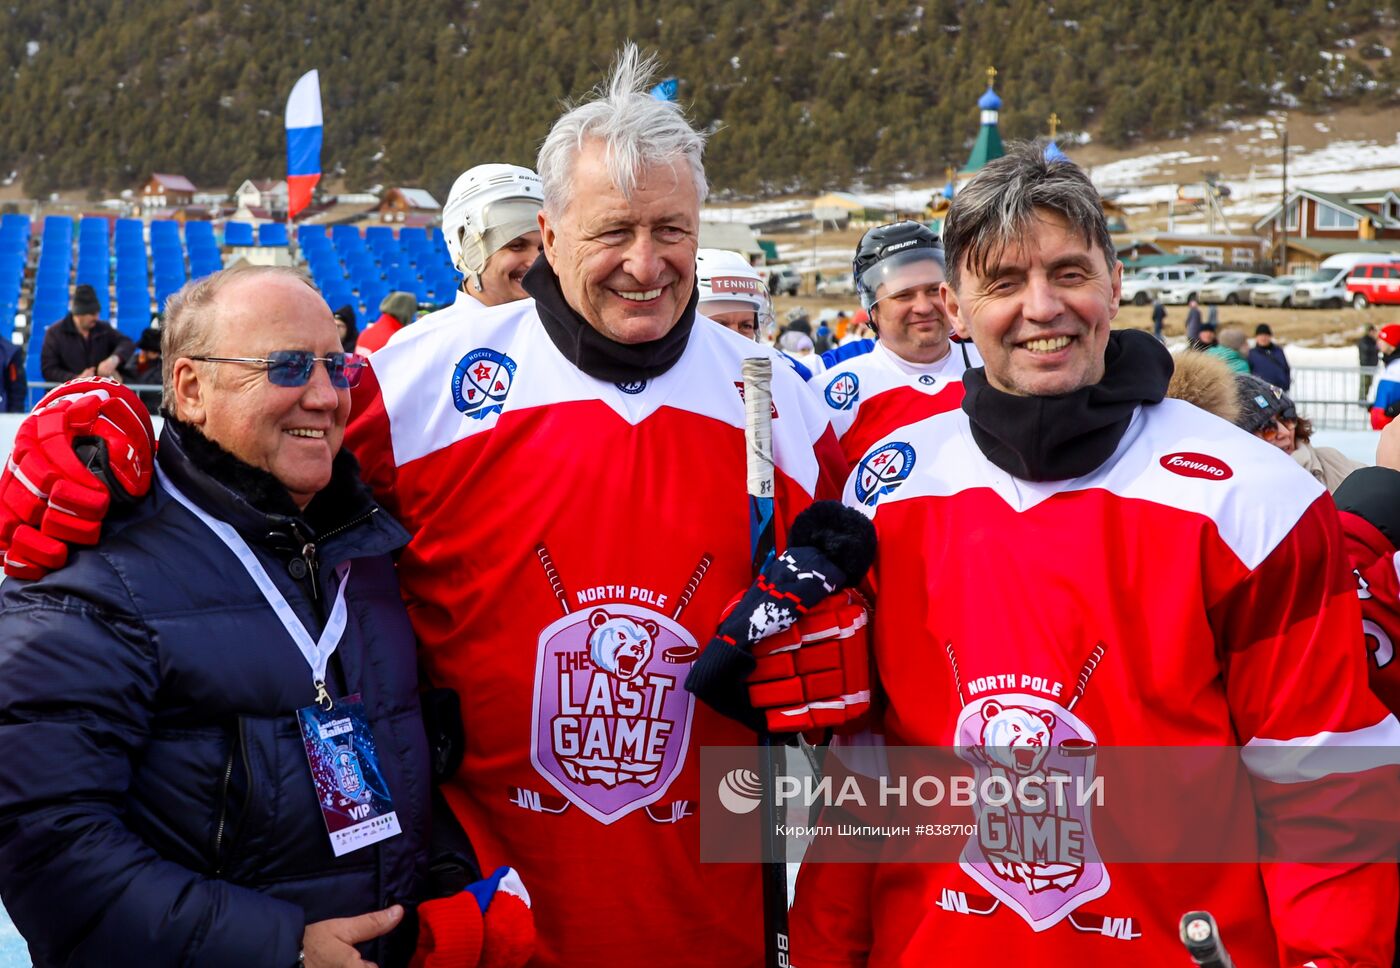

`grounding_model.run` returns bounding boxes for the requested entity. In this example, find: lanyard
[156,465,352,708]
